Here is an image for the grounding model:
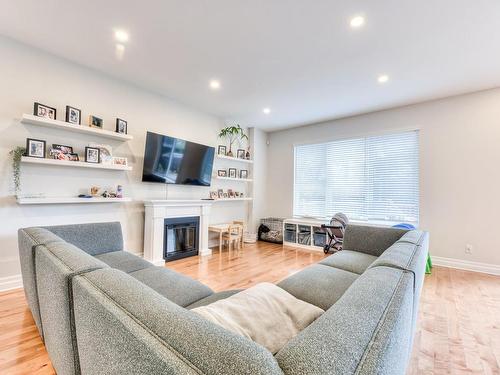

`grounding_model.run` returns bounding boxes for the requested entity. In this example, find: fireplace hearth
[163,216,200,261]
